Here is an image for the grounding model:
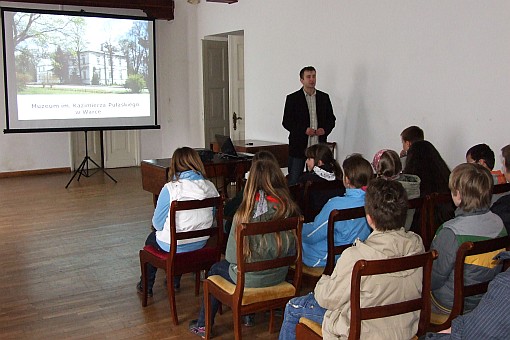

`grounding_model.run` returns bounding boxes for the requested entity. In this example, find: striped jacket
[430,208,507,313]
